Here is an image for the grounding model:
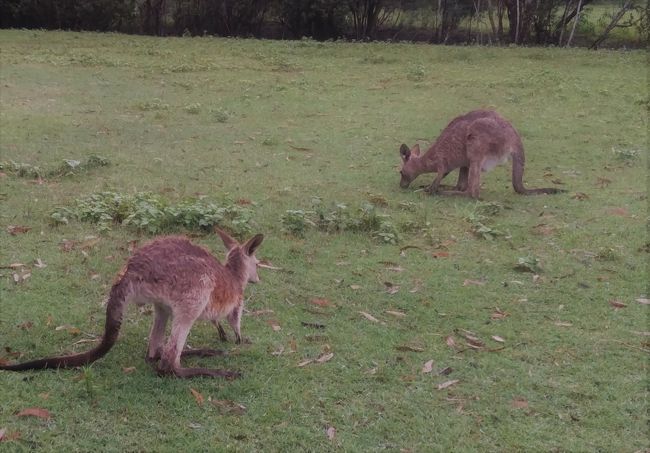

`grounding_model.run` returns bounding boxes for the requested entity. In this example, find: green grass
[0,30,647,451]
